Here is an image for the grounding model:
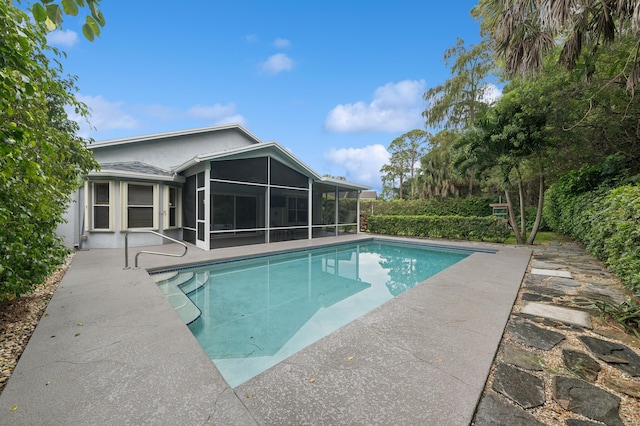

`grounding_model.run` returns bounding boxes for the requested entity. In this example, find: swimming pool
[157,240,477,387]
